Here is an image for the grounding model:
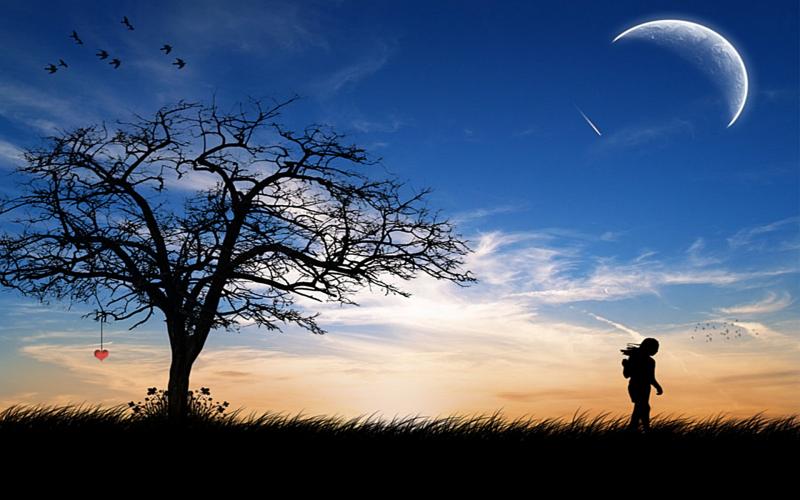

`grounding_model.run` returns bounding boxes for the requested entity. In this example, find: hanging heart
[94,349,109,361]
